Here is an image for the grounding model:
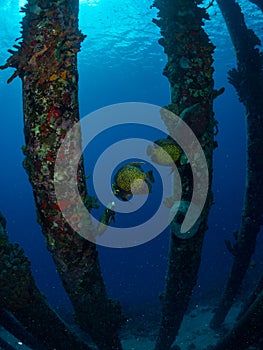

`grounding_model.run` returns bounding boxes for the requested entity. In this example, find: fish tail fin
[147,170,155,183]
[146,181,152,193]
